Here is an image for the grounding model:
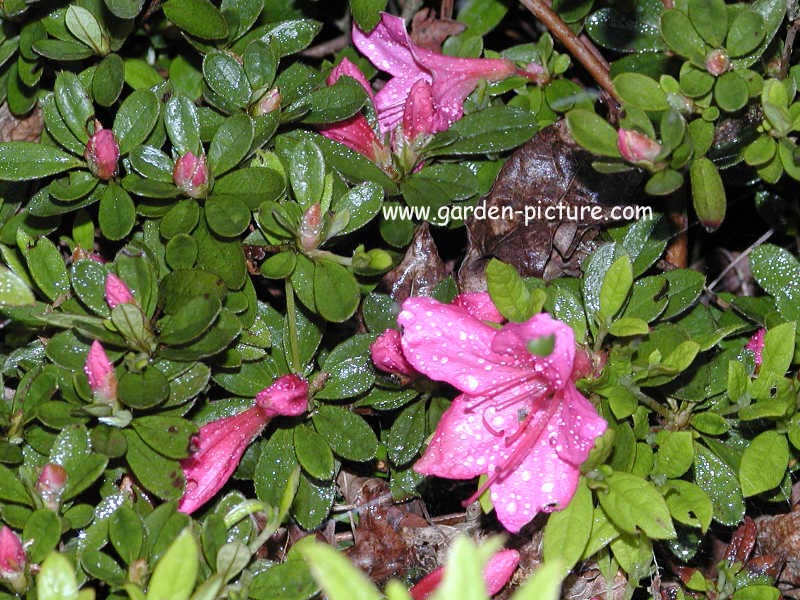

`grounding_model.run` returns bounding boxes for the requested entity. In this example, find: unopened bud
[705,49,730,76]
[173,152,209,199]
[617,129,662,164]
[254,87,281,116]
[84,126,119,180]
[299,203,323,251]
[36,463,68,511]
[0,526,27,594]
